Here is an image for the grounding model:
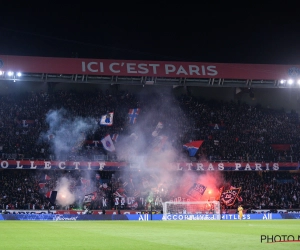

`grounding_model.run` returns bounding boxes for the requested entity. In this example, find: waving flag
[186,183,207,200]
[101,134,115,152]
[83,192,97,203]
[38,183,46,189]
[113,187,127,198]
[183,140,204,157]
[45,191,57,205]
[112,133,119,142]
[128,108,140,124]
[100,112,114,126]
[220,187,241,206]
[41,175,50,182]
[237,195,243,202]
[38,174,51,189]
